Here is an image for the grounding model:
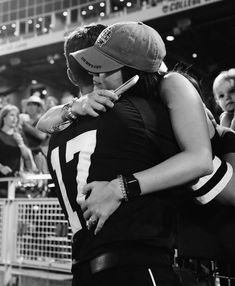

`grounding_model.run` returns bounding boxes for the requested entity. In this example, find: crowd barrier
[0,174,72,286]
